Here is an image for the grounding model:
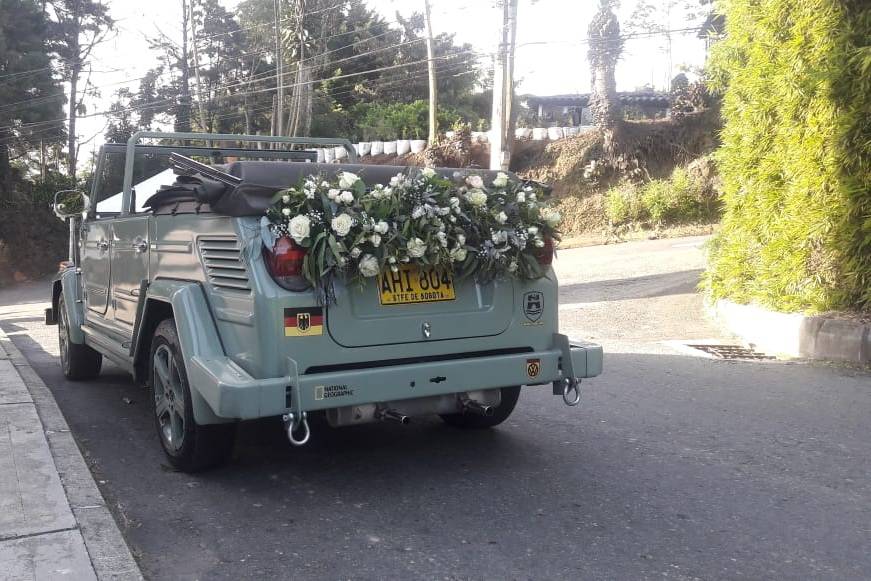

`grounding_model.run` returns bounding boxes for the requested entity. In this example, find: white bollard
[383,141,398,155]
[324,147,336,163]
[532,128,548,141]
[371,141,384,156]
[396,139,411,155]
[514,128,532,140]
[410,139,426,153]
[565,127,579,137]
[335,146,348,160]
[316,148,325,163]
[359,142,371,156]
